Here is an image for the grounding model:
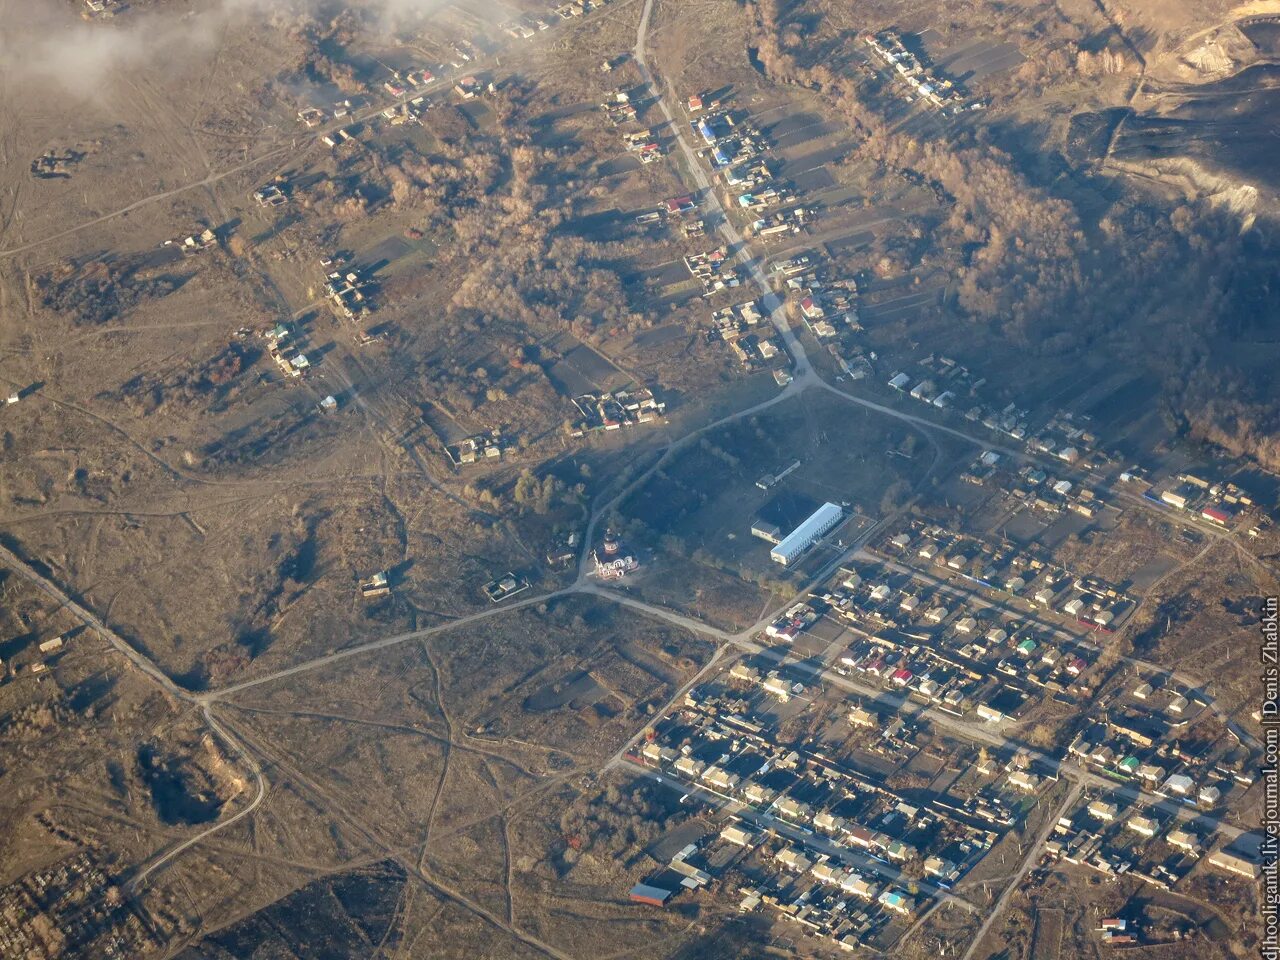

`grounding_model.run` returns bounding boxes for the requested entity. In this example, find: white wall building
[771,502,843,565]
